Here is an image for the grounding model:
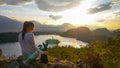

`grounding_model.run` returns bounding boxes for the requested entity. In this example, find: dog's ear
[38,44,42,47]
[46,41,49,46]
[42,42,45,46]
[43,41,49,46]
